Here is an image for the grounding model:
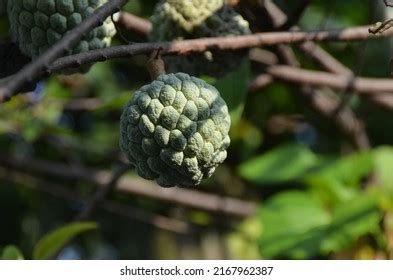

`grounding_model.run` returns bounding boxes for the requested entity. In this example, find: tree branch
[117,11,153,34]
[253,2,369,150]
[47,24,393,75]
[250,65,393,94]
[0,156,257,218]
[258,1,393,111]
[77,163,130,221]
[1,168,191,234]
